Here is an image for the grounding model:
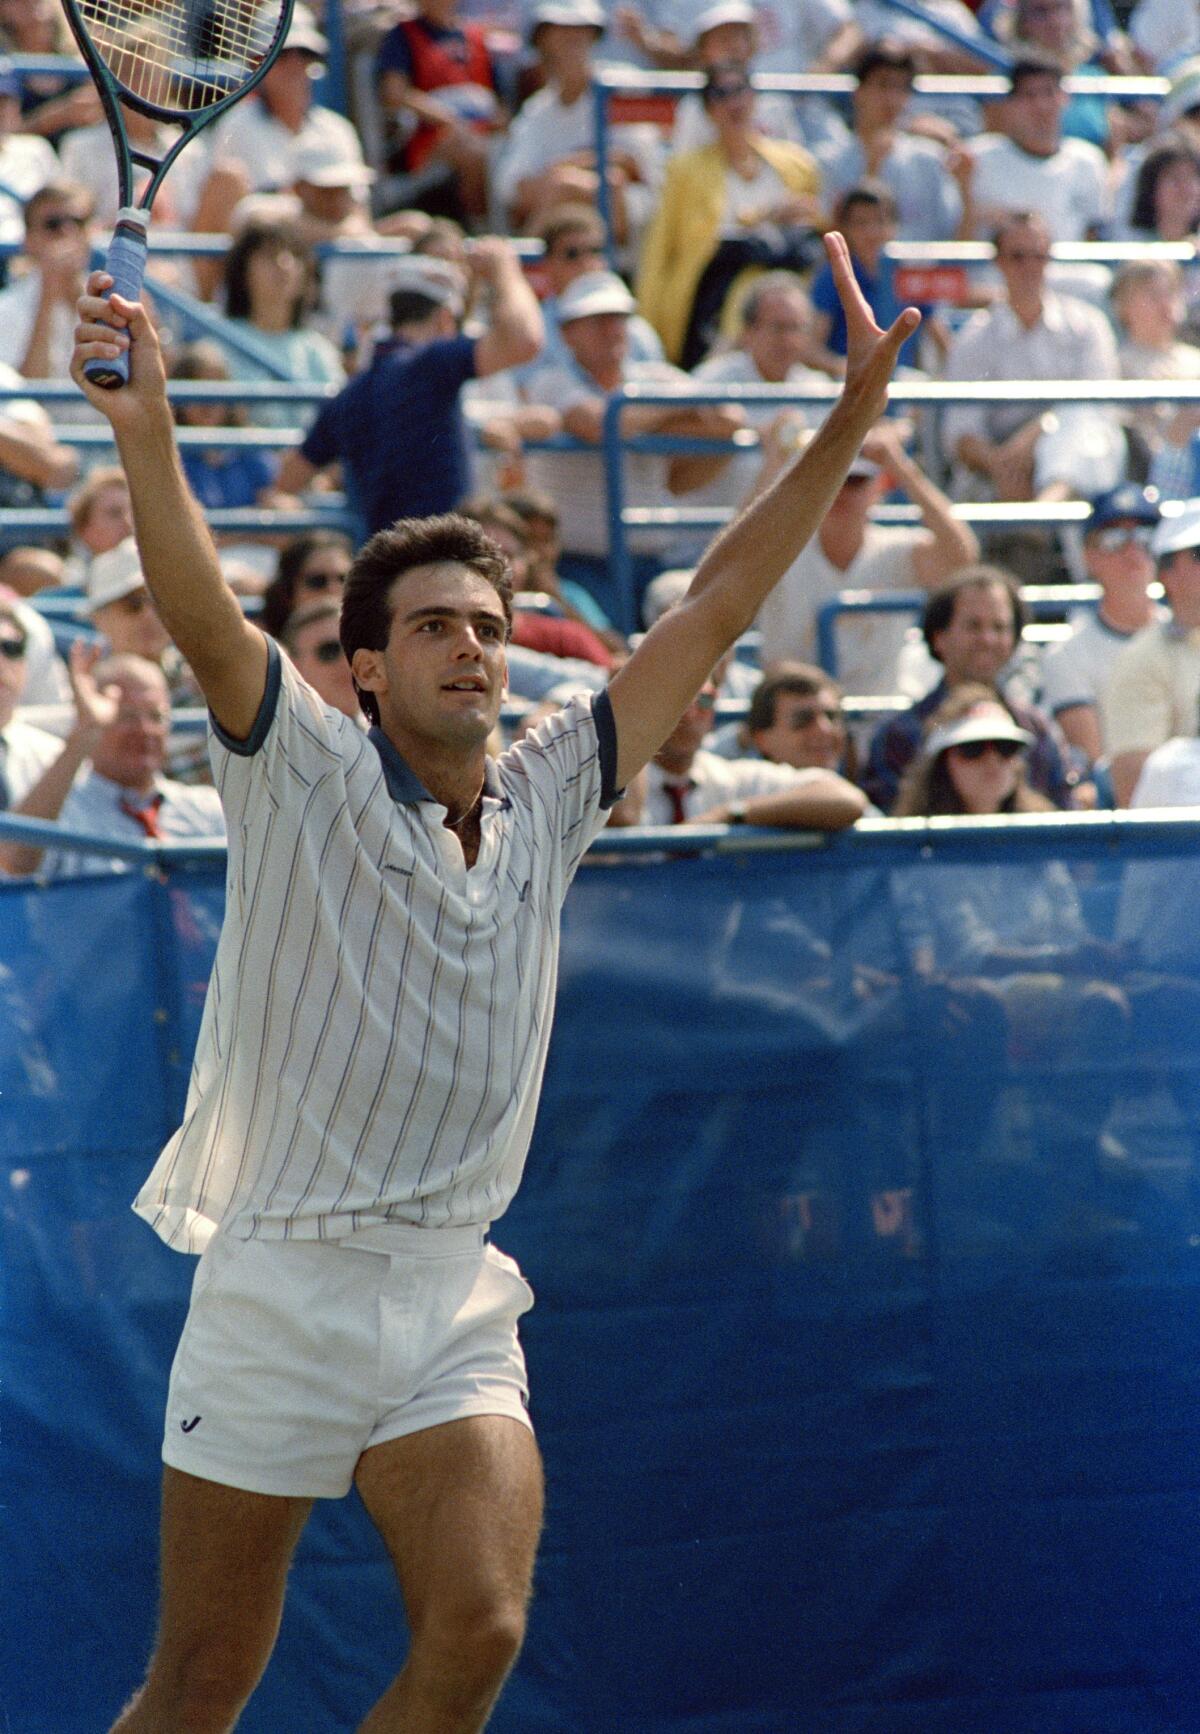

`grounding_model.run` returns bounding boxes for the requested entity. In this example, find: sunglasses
[310,639,345,665]
[950,739,1023,761]
[786,704,843,729]
[0,632,27,659]
[1091,525,1154,552]
[301,568,347,592]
